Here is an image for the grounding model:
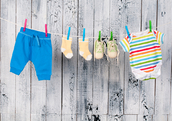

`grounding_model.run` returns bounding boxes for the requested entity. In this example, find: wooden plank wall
[0,0,172,121]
